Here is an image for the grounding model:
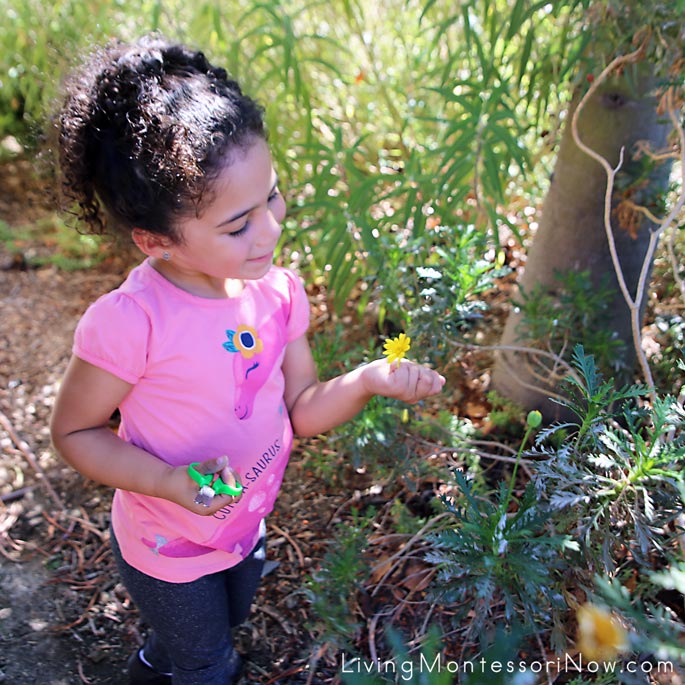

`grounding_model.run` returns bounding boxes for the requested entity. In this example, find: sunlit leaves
[5,0,597,312]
